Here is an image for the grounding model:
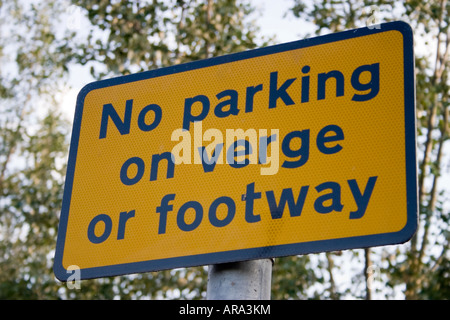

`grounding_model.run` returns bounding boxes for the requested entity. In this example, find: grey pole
[206,259,273,300]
